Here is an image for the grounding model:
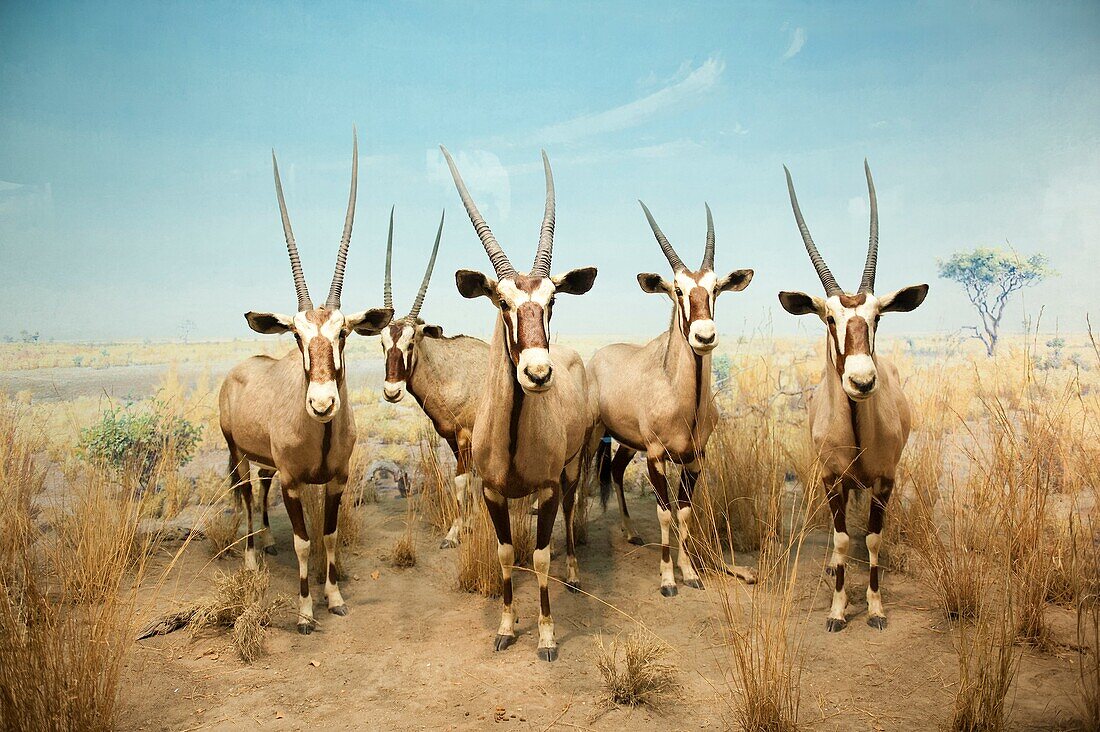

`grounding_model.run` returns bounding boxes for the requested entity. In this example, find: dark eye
[674,288,683,297]
[826,316,835,325]
[548,296,556,307]
[499,301,510,312]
